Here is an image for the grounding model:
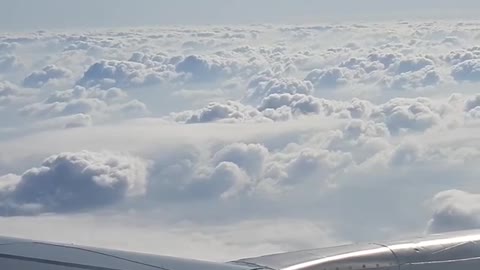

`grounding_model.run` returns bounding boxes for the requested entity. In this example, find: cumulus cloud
[1,151,149,214]
[77,51,263,88]
[259,93,347,120]
[172,101,270,123]
[305,53,443,91]
[245,75,313,104]
[451,59,480,82]
[23,65,72,88]
[19,86,148,120]
[171,92,467,137]
[0,55,19,72]
[77,59,177,88]
[305,68,351,89]
[443,47,480,65]
[213,143,268,177]
[427,190,480,233]
[175,54,254,82]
